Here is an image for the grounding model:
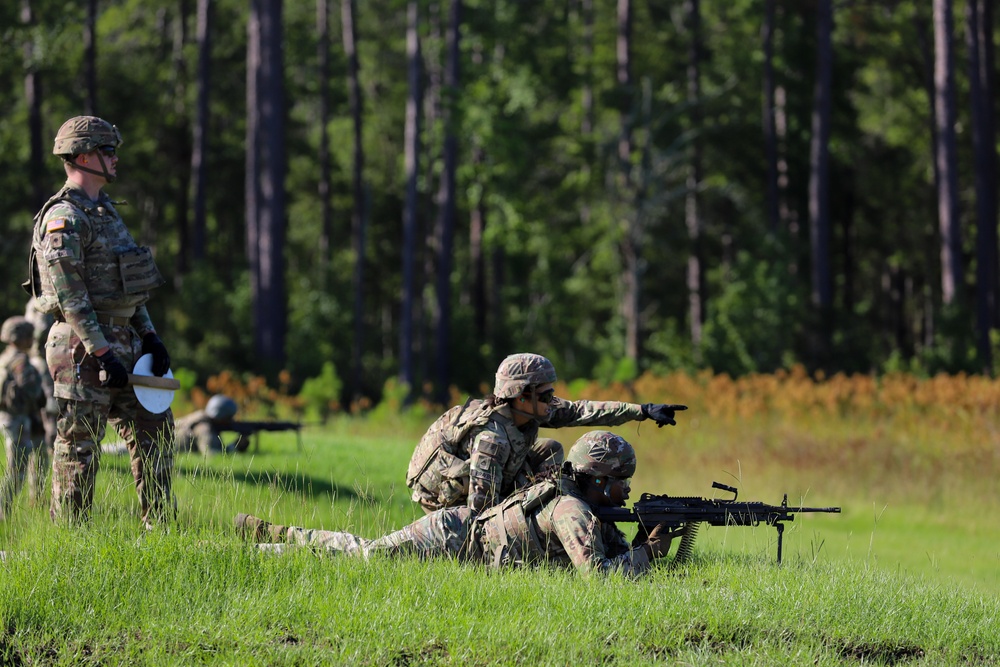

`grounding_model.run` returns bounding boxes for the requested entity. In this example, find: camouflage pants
[47,321,174,525]
[51,398,174,525]
[285,507,480,560]
[0,414,35,520]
